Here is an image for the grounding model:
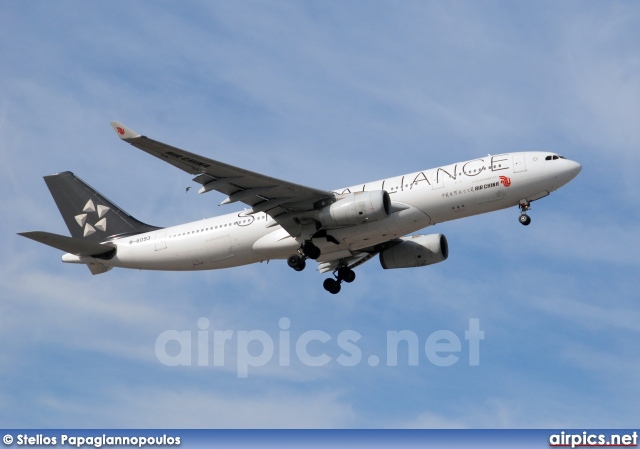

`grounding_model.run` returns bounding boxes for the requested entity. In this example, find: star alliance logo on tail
[74,199,110,237]
[499,176,512,187]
